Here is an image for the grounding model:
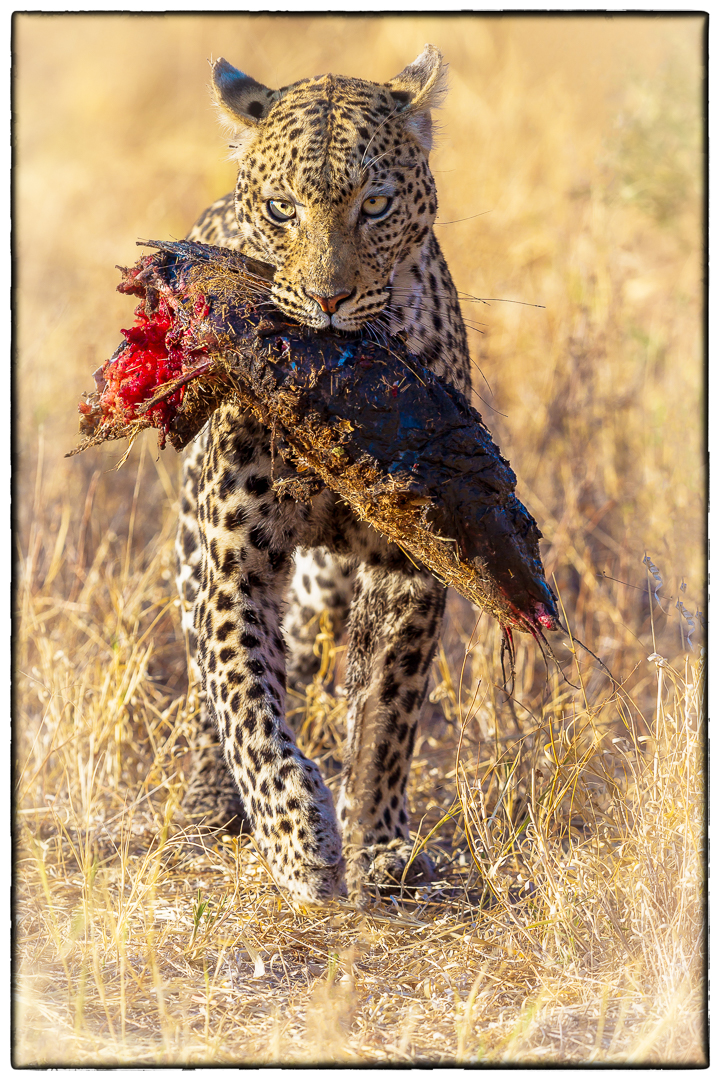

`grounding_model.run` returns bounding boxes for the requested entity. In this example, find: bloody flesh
[81,284,215,447]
